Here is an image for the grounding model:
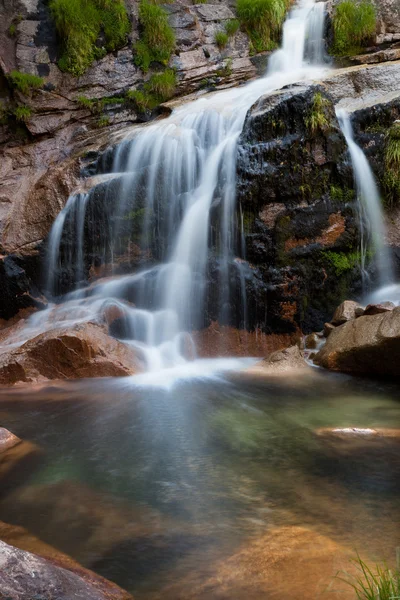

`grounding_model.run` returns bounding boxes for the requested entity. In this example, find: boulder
[314,306,400,378]
[331,300,361,325]
[305,332,320,349]
[250,345,309,375]
[364,301,395,316]
[0,321,142,385]
[323,322,336,337]
[0,537,133,600]
[155,526,356,600]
